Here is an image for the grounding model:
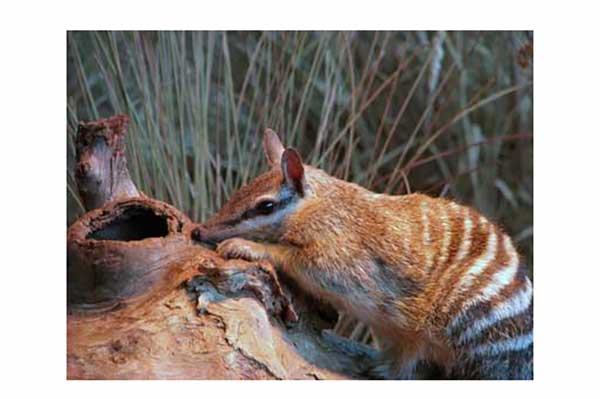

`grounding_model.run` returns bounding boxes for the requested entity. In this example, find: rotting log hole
[88,207,169,241]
